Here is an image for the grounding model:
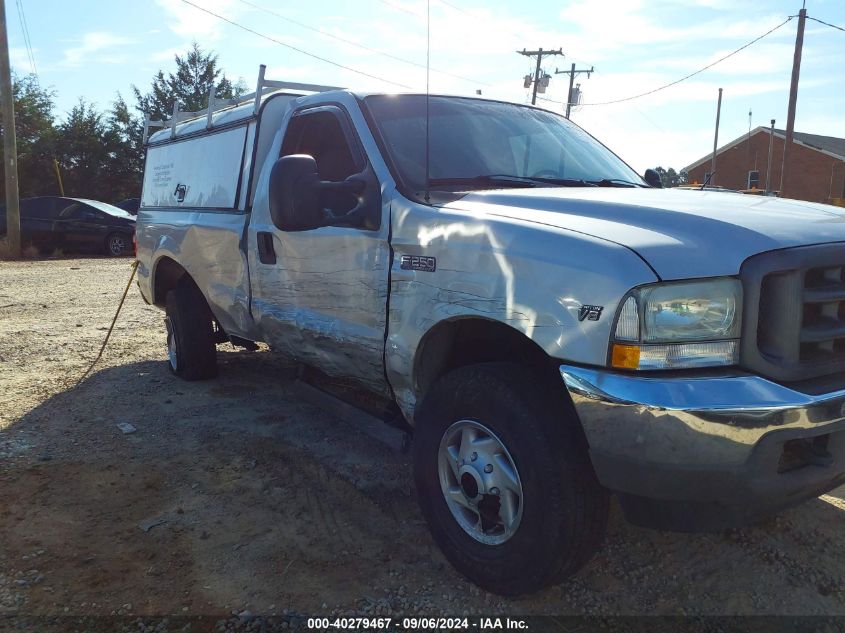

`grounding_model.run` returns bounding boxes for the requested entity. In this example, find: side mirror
[268,155,323,231]
[643,168,663,188]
